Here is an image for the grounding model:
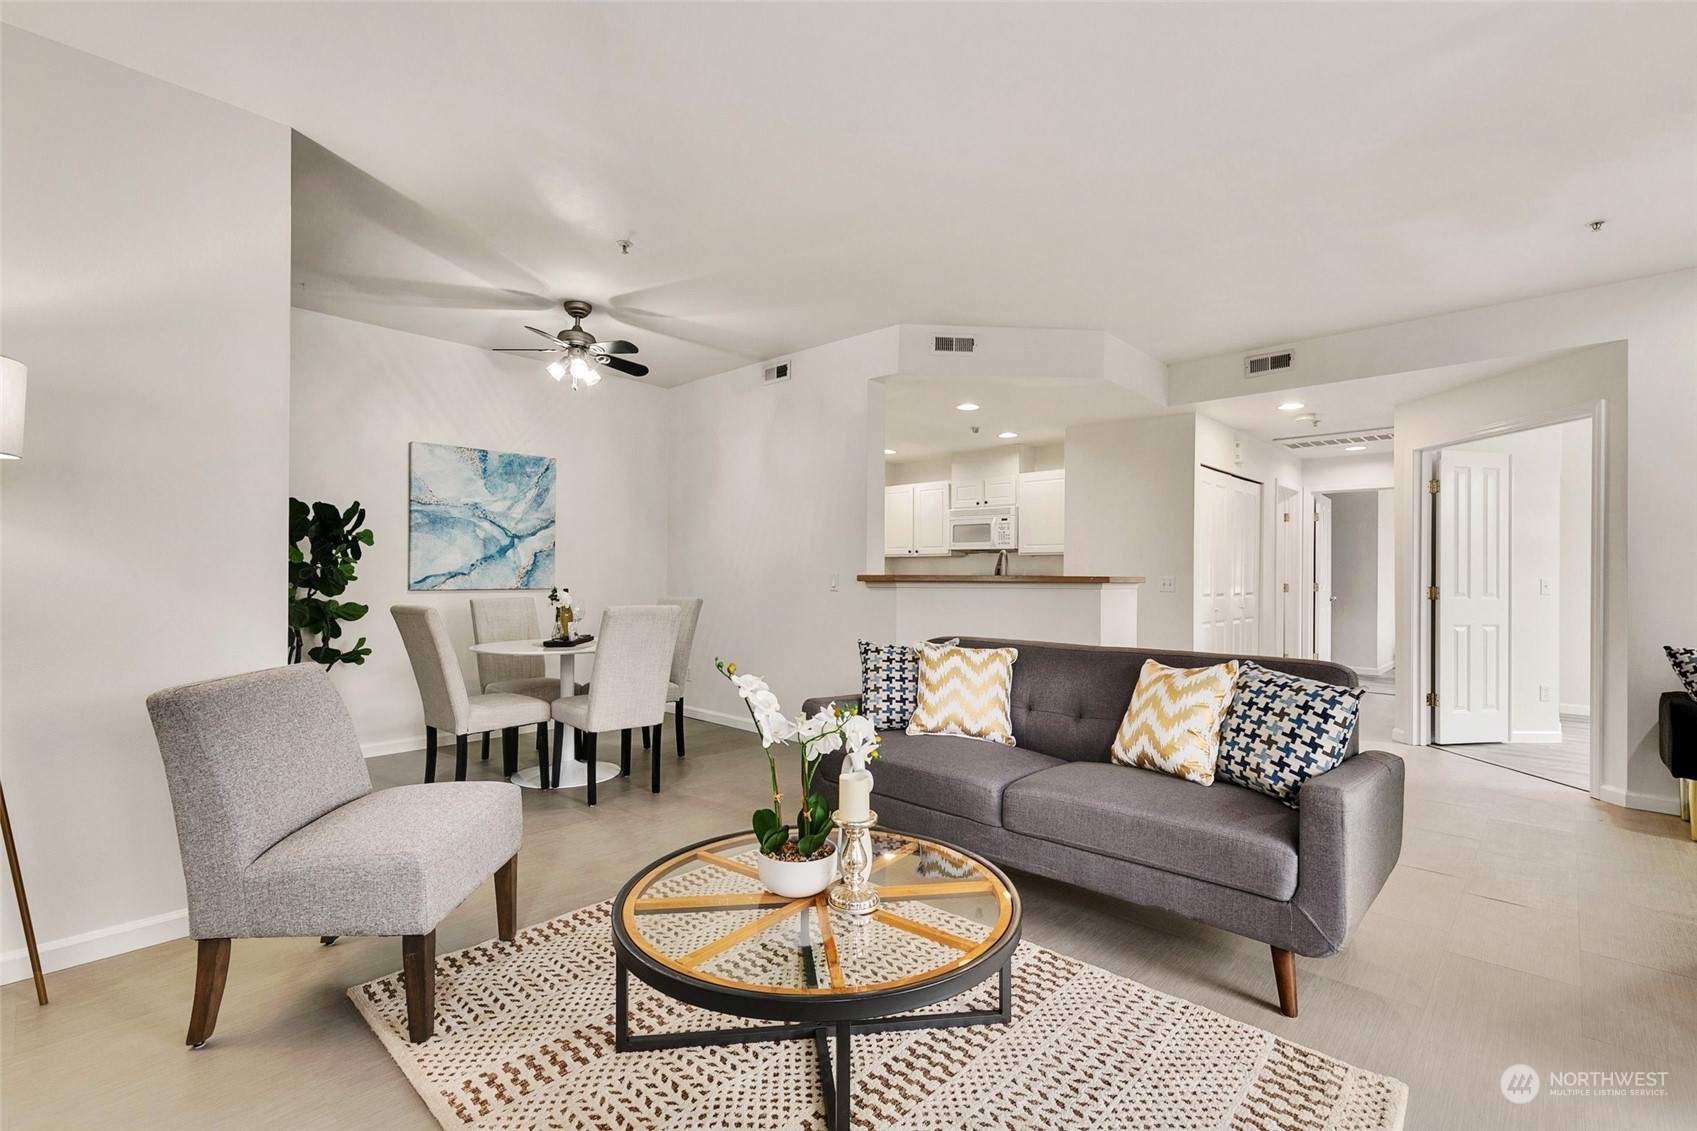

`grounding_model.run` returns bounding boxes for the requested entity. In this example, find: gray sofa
[804,636,1404,1017]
